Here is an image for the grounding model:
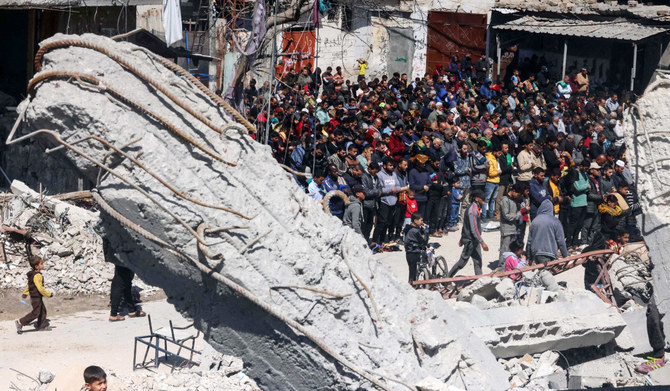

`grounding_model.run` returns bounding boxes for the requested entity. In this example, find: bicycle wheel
[433,256,449,279]
[415,264,431,289]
